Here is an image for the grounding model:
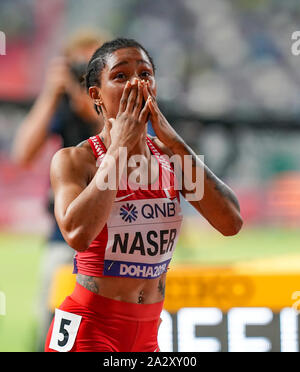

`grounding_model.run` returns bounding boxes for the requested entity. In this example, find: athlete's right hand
[108,79,150,153]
